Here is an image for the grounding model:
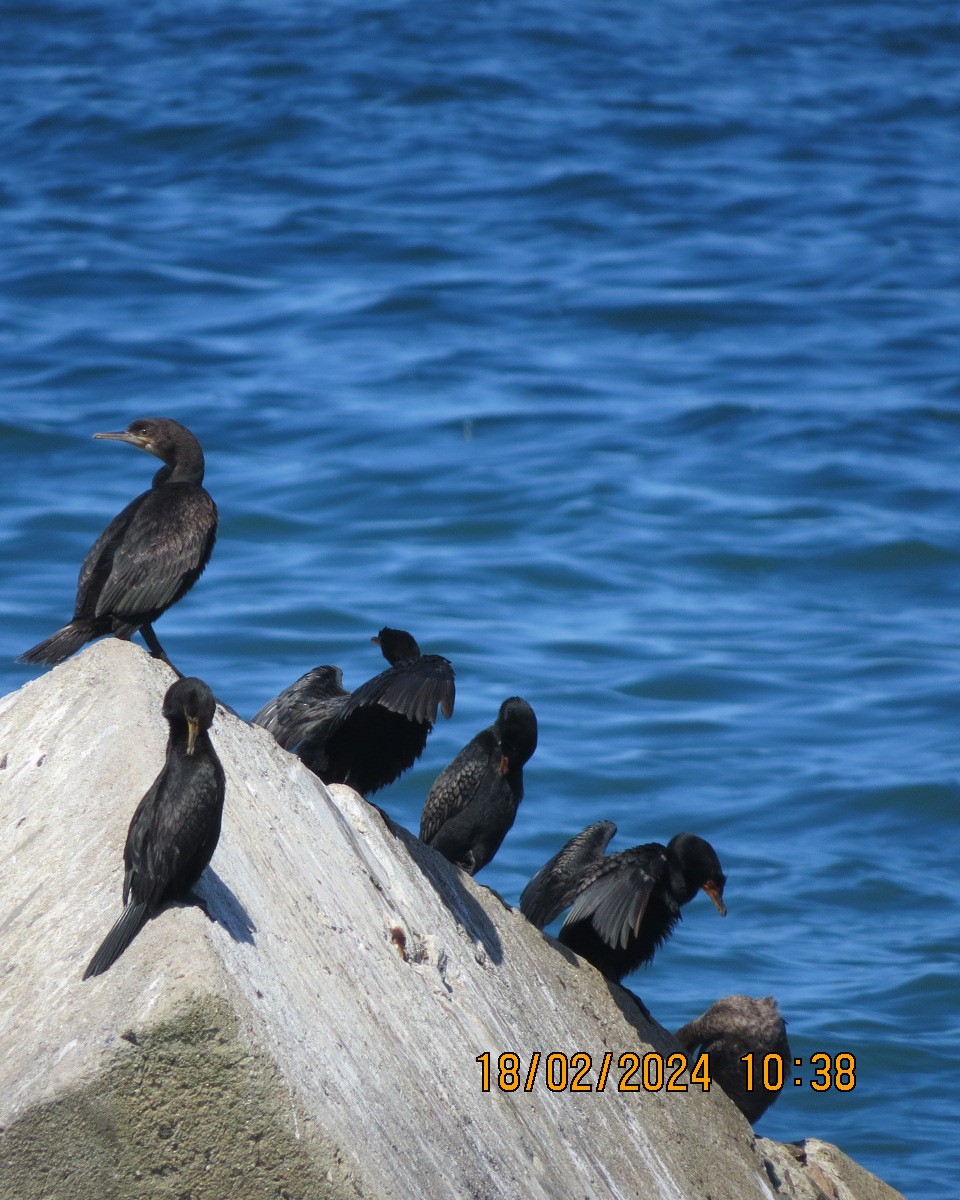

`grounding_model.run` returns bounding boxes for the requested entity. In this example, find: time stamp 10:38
[475,1051,856,1095]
